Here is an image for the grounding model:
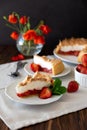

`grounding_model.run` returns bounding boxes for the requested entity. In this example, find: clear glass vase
[16,35,43,56]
